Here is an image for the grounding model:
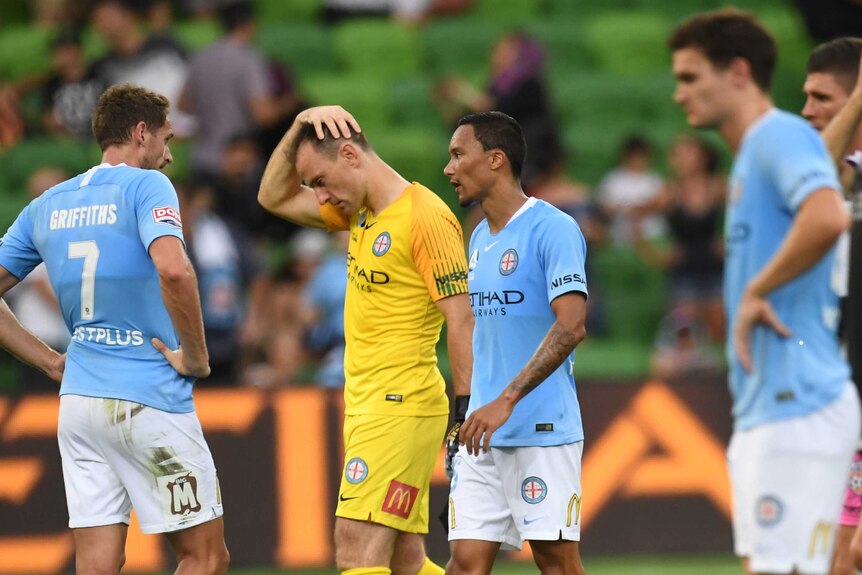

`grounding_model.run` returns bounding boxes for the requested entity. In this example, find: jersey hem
[489,433,584,448]
[733,382,849,431]
[59,390,194,414]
